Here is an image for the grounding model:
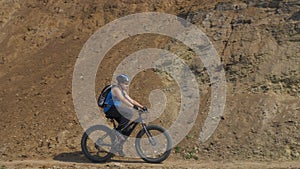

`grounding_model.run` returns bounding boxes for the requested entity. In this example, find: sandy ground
[1,159,300,169]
